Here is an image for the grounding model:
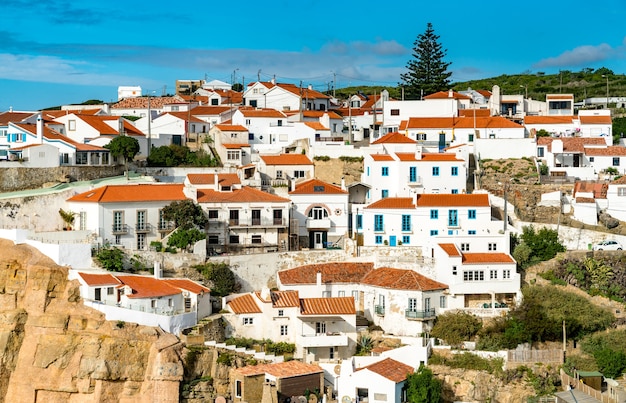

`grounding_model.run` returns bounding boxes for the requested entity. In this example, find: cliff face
[0,239,184,402]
